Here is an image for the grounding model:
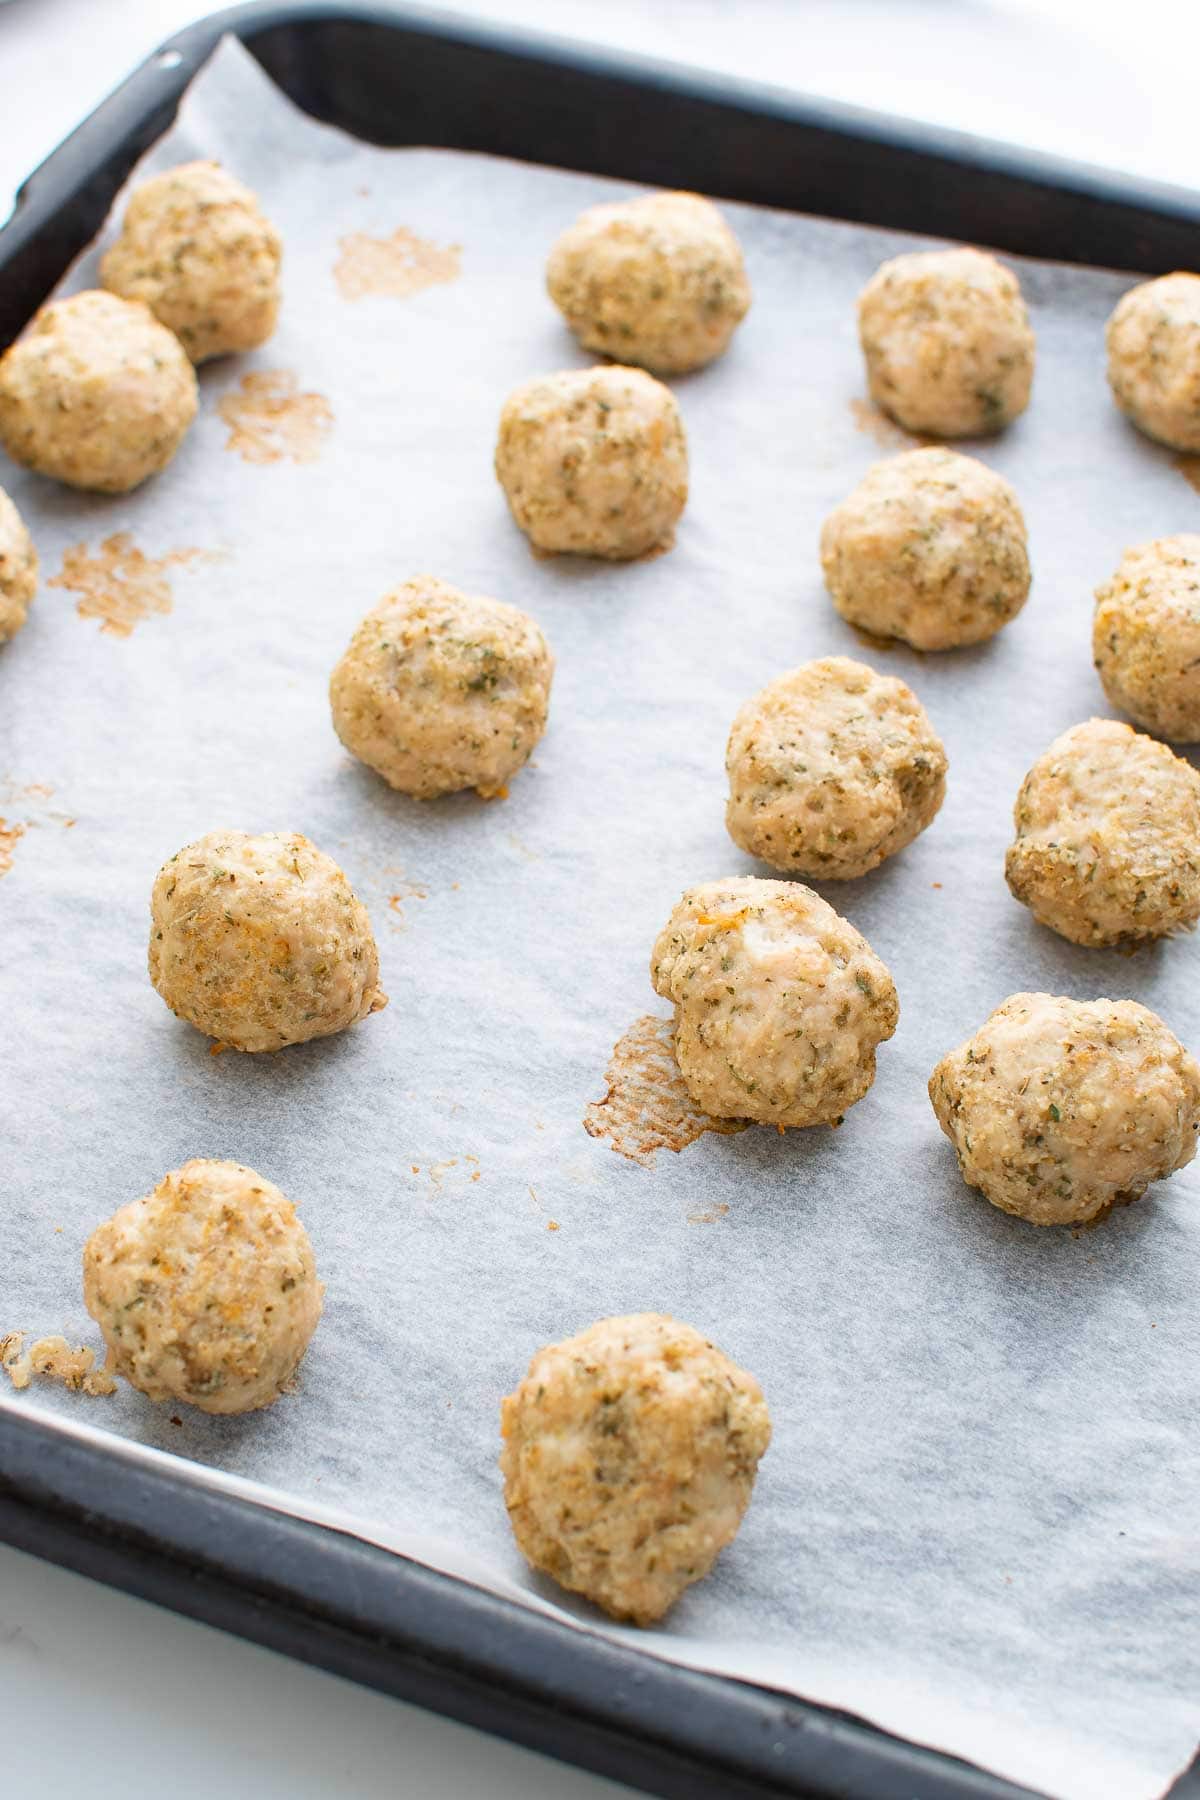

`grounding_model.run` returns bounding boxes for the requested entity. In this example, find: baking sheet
[3,35,1199,1800]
